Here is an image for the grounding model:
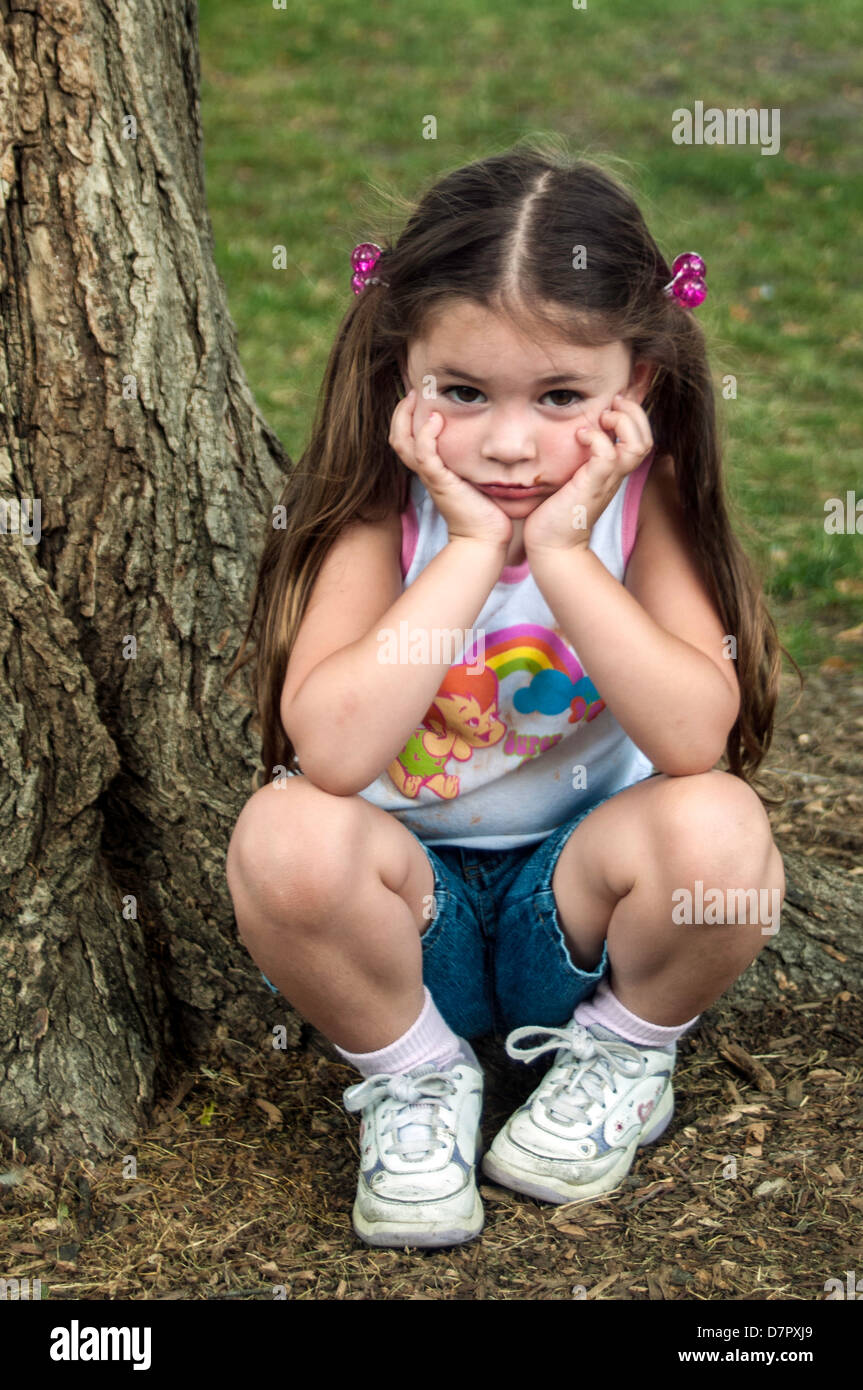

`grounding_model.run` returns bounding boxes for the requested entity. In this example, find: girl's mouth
[477,483,549,499]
